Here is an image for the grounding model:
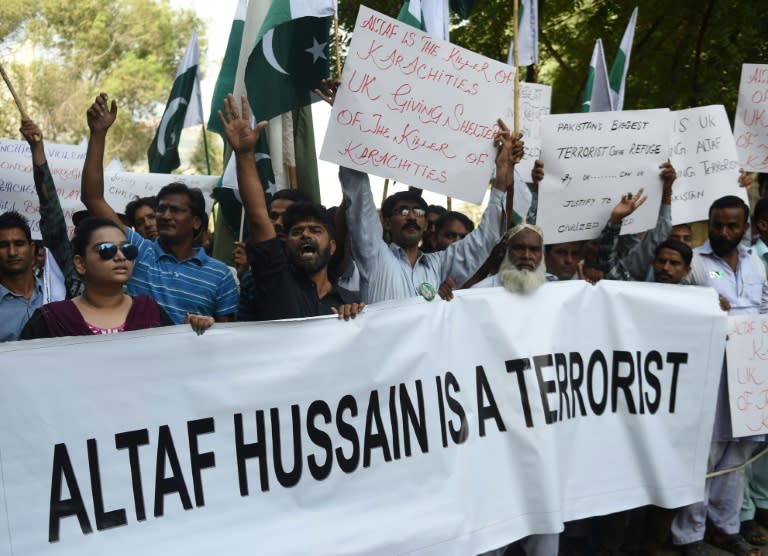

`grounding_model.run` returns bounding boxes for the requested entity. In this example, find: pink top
[85,321,126,335]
